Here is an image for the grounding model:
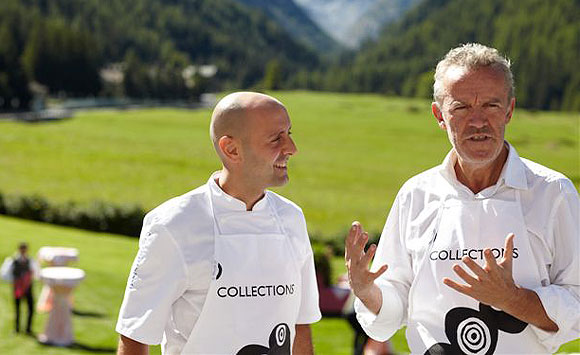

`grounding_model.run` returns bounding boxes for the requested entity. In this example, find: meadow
[0,91,577,238]
[0,91,578,354]
[0,215,408,354]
